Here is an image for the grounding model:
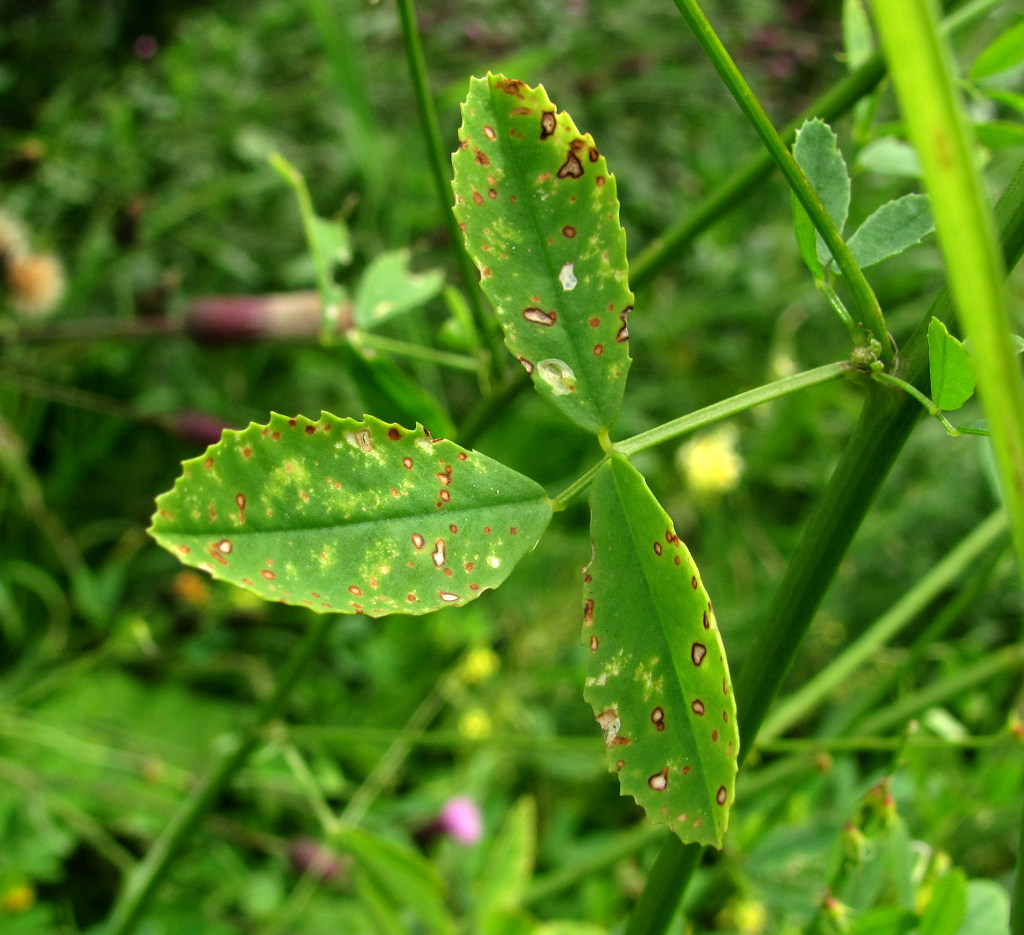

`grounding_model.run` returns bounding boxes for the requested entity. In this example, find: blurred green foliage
[0,0,1022,932]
